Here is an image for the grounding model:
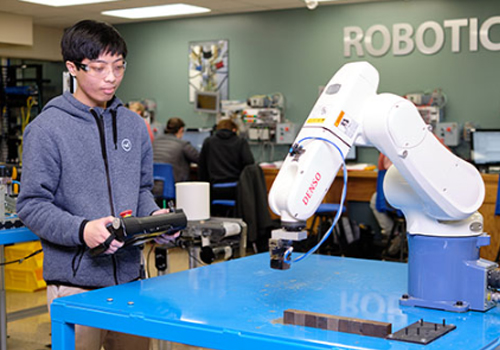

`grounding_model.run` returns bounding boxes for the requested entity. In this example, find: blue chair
[376,169,406,260]
[211,182,238,217]
[495,175,500,262]
[495,174,500,216]
[153,163,175,206]
[375,169,403,217]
